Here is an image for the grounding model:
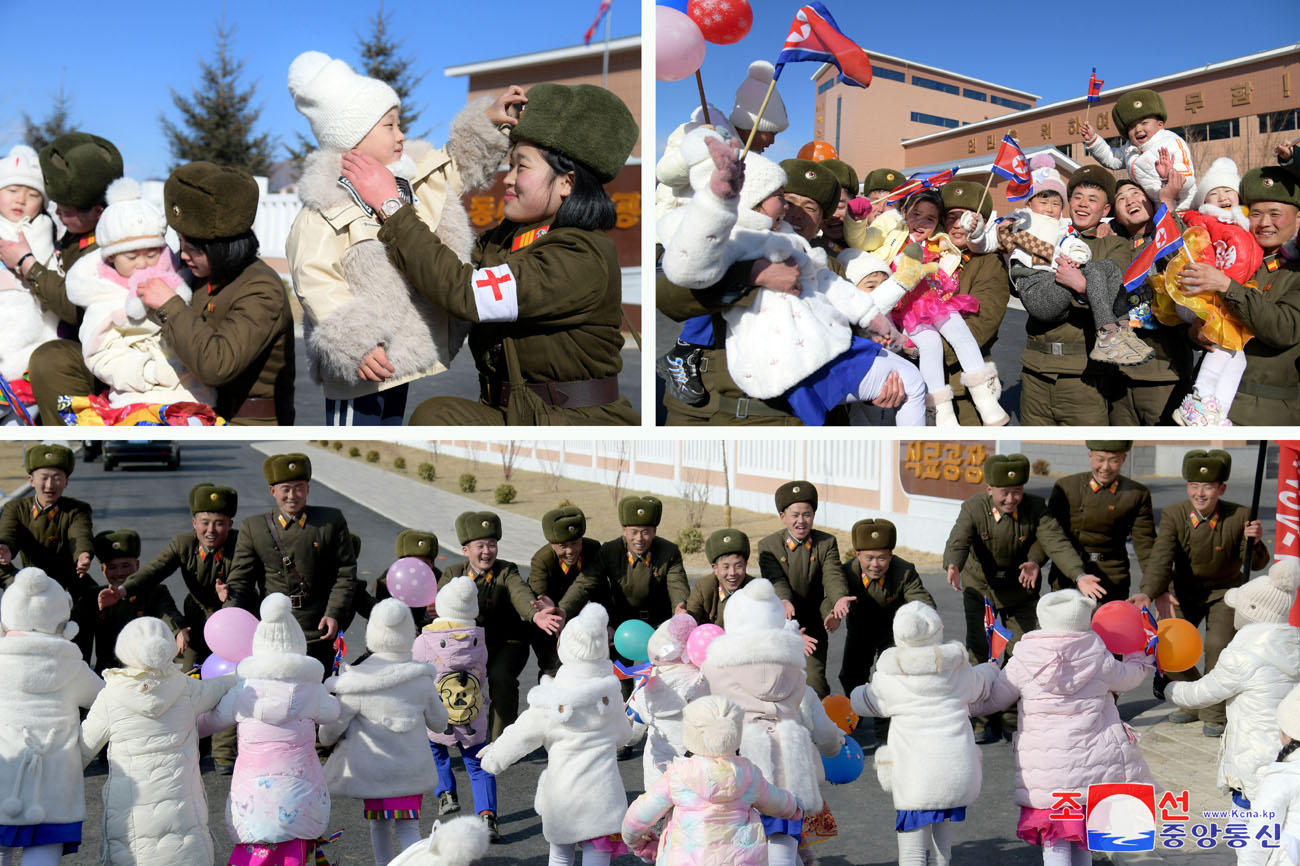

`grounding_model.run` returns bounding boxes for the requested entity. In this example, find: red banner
[1279,442,1300,563]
